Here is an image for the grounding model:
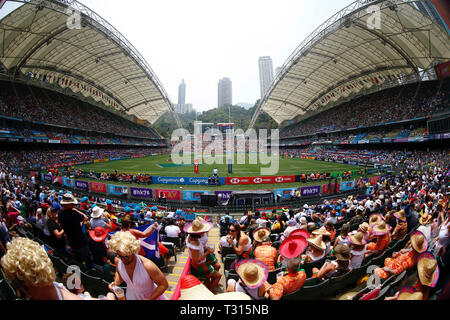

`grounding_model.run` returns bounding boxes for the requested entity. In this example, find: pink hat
[279,235,308,259]
[289,229,310,239]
